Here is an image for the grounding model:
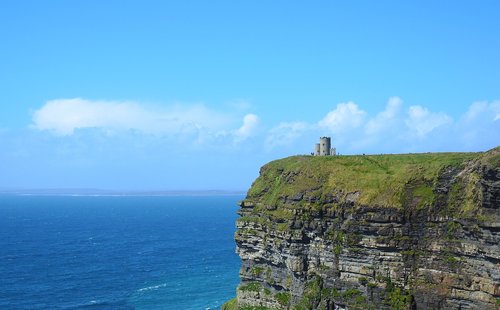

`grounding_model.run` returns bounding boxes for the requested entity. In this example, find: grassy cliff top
[247,148,499,210]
